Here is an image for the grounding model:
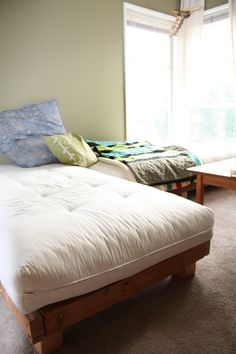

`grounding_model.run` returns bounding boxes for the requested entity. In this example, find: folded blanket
[86,140,165,158]
[87,140,201,186]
